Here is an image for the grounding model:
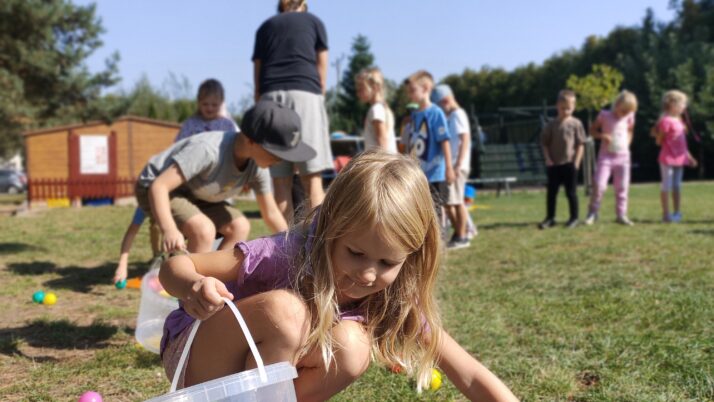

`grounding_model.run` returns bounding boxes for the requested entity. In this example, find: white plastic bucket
[135,260,179,354]
[146,298,298,402]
